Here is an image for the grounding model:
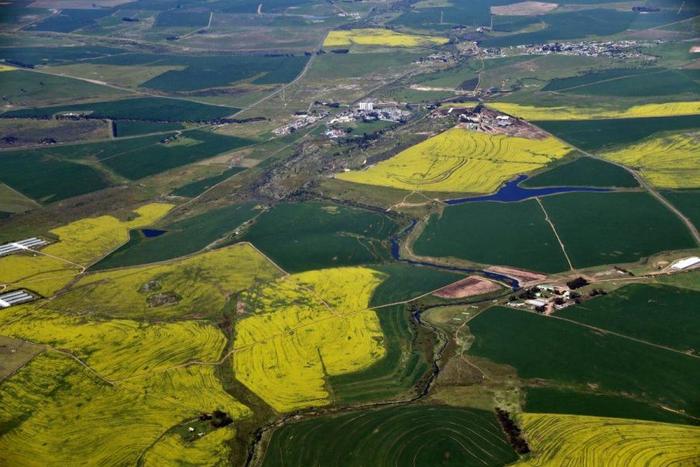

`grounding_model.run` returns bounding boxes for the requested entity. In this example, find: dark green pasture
[261,405,518,467]
[0,46,125,66]
[329,304,431,403]
[62,129,251,179]
[0,70,126,107]
[541,192,696,268]
[171,167,245,198]
[369,263,464,307]
[549,69,700,97]
[3,97,237,122]
[469,306,700,417]
[536,115,700,152]
[92,203,258,269]
[414,200,570,273]
[525,387,697,425]
[523,157,638,188]
[0,150,109,203]
[241,202,398,273]
[542,67,649,91]
[664,189,700,230]
[113,120,184,137]
[480,8,698,47]
[28,8,114,33]
[154,10,210,28]
[90,53,309,92]
[555,283,700,353]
